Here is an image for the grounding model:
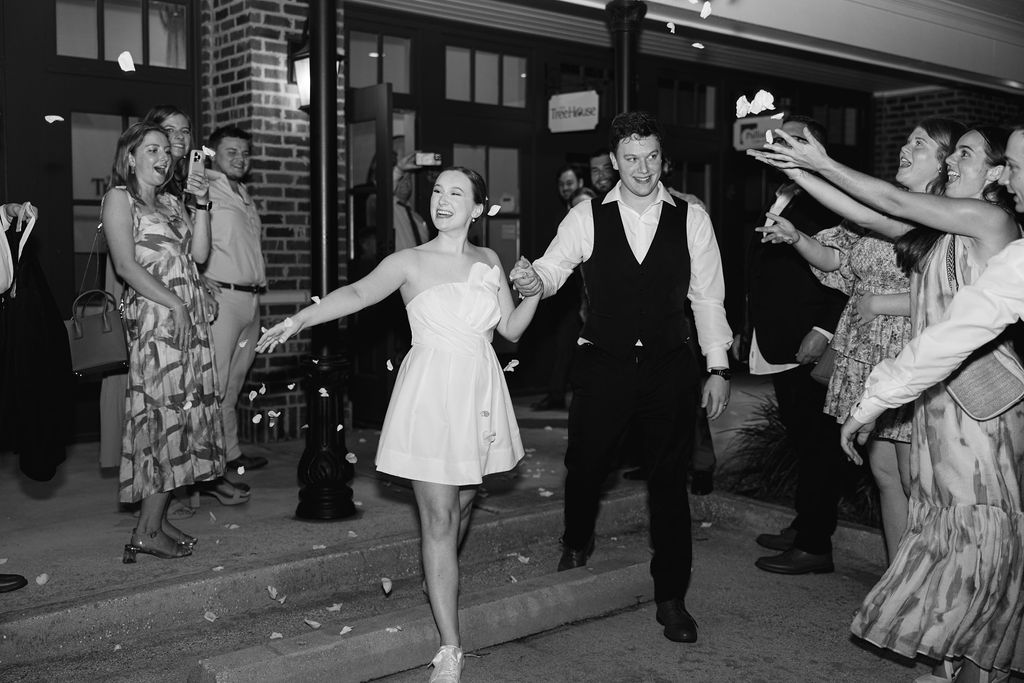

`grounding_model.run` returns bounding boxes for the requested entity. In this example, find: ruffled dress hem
[850,499,1024,672]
